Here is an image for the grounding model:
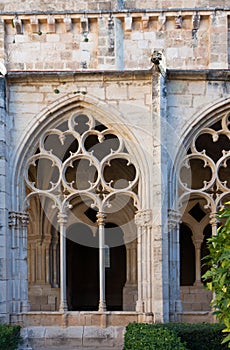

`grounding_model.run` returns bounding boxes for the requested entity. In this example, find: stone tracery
[179,112,230,214]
